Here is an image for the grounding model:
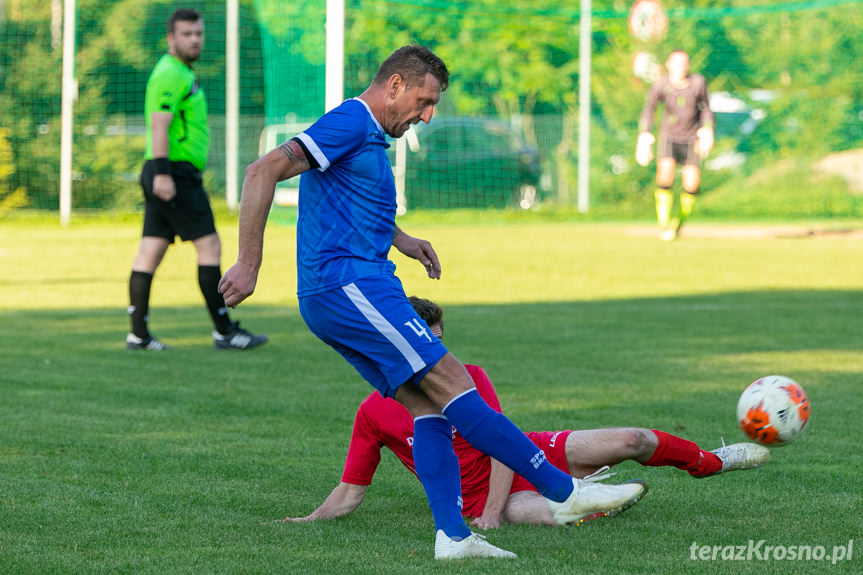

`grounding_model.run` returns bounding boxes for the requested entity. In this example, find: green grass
[1,219,861,574]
